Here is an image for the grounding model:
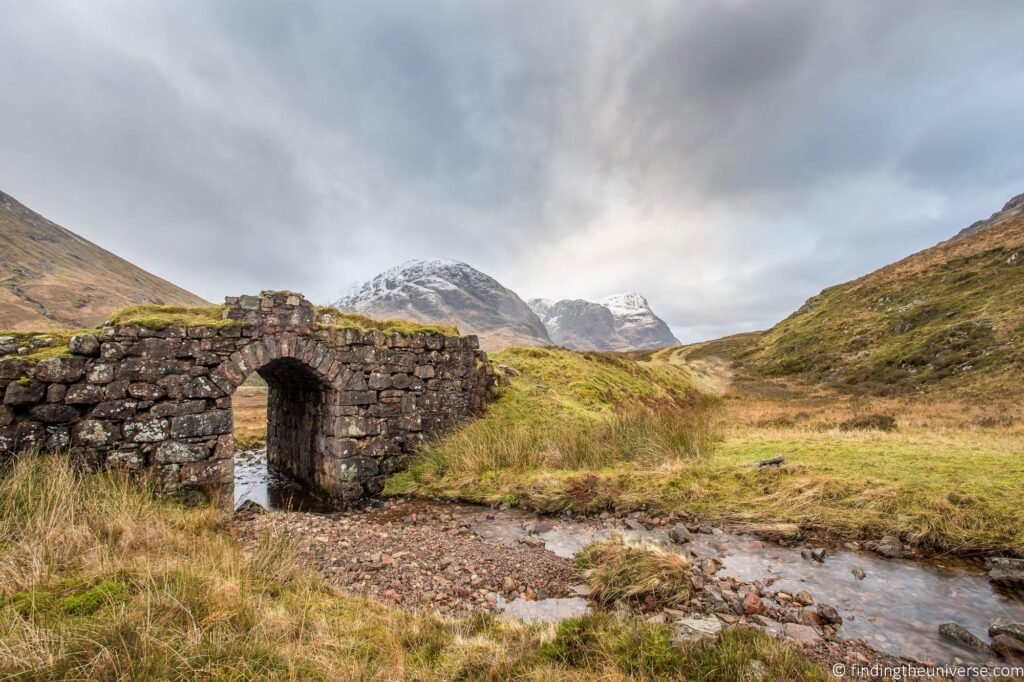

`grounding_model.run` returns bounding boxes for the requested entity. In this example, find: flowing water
[234,452,1024,665]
